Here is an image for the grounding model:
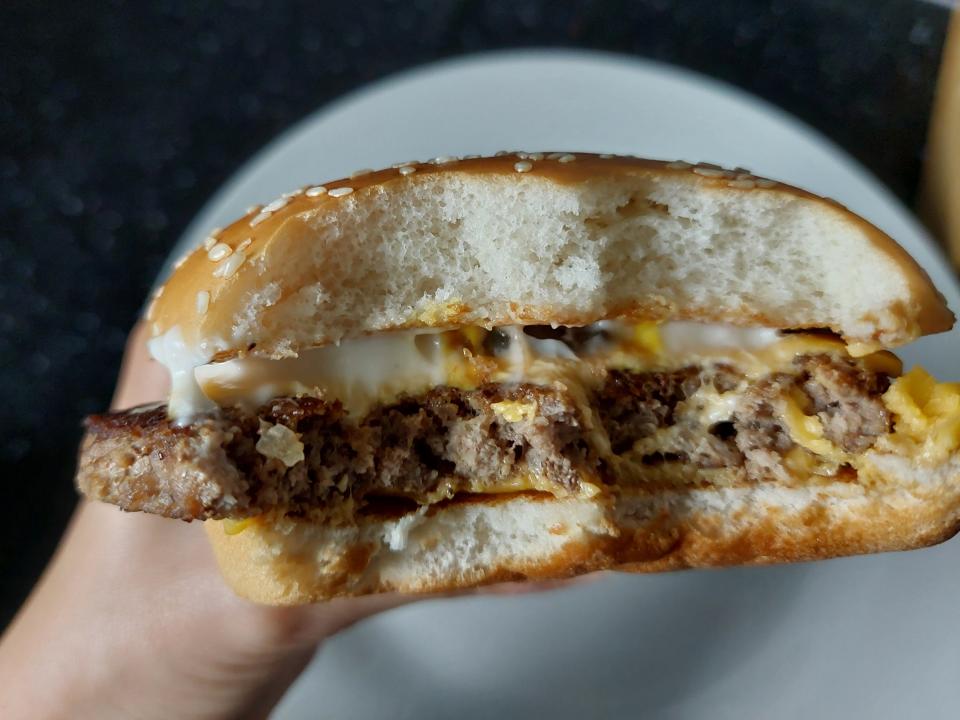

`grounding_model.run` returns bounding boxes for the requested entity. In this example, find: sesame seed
[202,236,217,250]
[558,154,576,163]
[431,155,458,164]
[462,154,480,159]
[263,197,289,213]
[692,166,727,178]
[547,152,564,159]
[196,290,210,315]
[209,226,223,237]
[398,165,417,176]
[236,238,252,252]
[727,179,756,189]
[245,205,260,215]
[599,153,615,159]
[328,186,354,197]
[207,242,233,261]
[249,210,272,227]
[755,178,777,188]
[305,185,327,197]
[666,160,692,170]
[494,150,511,157]
[282,188,304,198]
[735,172,755,180]
[527,152,544,161]
[516,152,529,160]
[213,251,246,279]
[153,285,164,299]
[350,168,373,178]
[514,161,533,173]
[173,253,190,269]
[391,160,418,168]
